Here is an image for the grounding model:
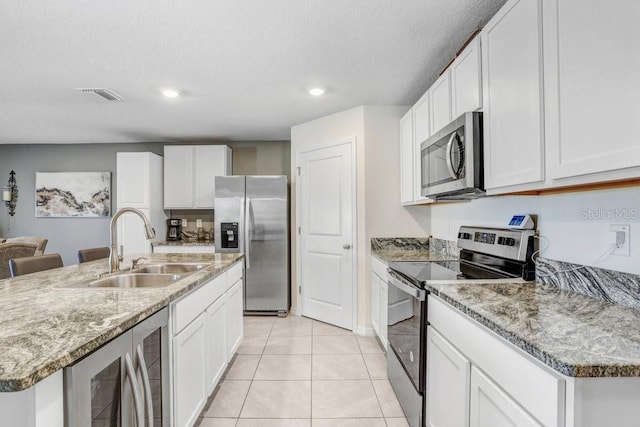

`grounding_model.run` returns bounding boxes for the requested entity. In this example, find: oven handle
[388,273,426,301]
[445,131,459,179]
